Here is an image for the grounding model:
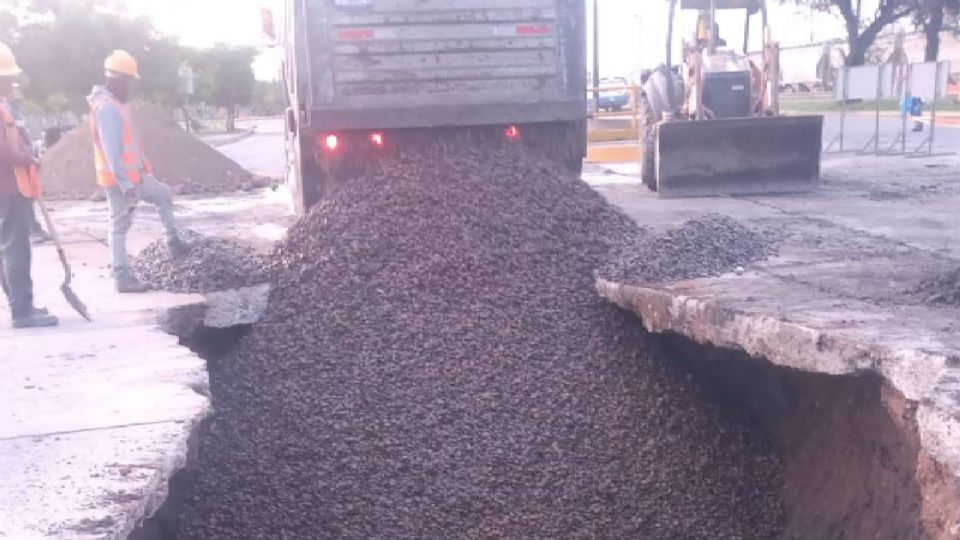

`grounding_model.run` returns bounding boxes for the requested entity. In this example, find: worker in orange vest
[0,43,58,328]
[89,50,191,293]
